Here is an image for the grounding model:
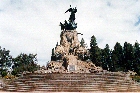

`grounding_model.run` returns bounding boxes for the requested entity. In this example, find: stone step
[45,77,104,79]
[3,73,140,92]
[129,85,138,88]
[96,81,107,83]
[6,84,16,87]
[17,78,28,81]
[36,86,100,88]
[29,75,46,77]
[35,87,100,91]
[17,83,26,86]
[34,82,48,85]
[103,85,116,88]
[25,80,37,83]
[18,87,31,90]
[117,79,126,82]
[35,84,100,87]
[35,85,49,87]
[19,85,33,88]
[6,88,17,91]
[45,80,93,81]
[45,83,102,85]
[6,86,17,89]
[14,81,23,84]
[119,84,129,87]
[51,77,103,79]
[45,74,103,77]
[104,88,117,92]
[117,87,128,89]
[117,89,128,92]
[17,89,30,92]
